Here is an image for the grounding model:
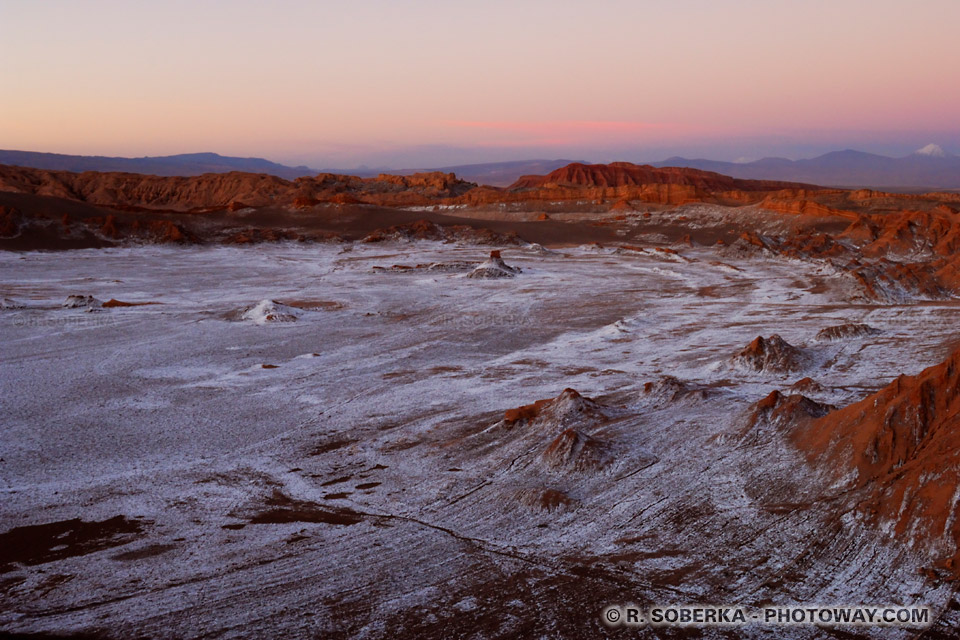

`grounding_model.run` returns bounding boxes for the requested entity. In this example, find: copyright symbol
[604,606,622,626]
